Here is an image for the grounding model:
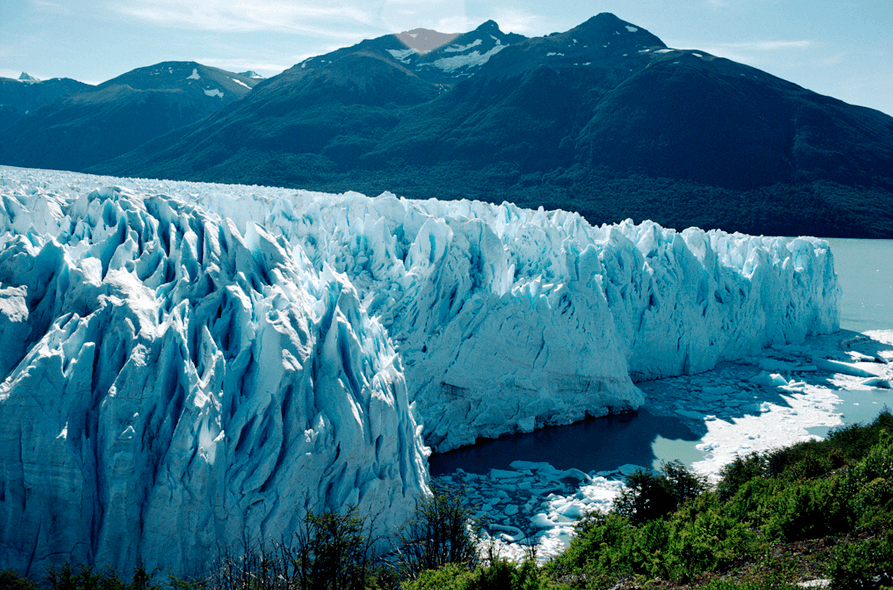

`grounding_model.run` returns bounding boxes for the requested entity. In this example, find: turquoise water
[825,238,893,332]
[808,388,892,438]
[429,238,893,476]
